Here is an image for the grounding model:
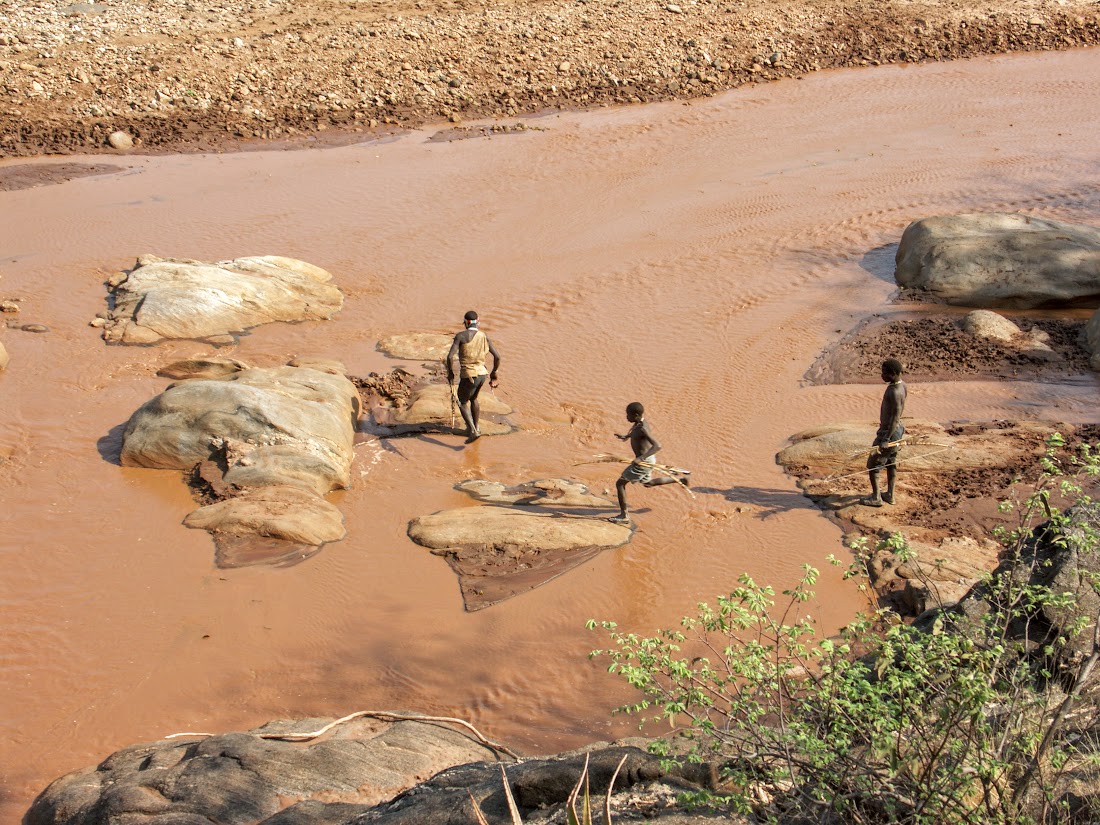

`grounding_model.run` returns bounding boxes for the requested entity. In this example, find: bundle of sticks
[574,453,695,497]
